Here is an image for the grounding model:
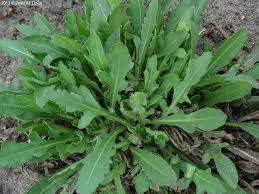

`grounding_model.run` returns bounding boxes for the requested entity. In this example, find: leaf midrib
[207,32,245,75]
[85,134,116,186]
[133,149,170,178]
[0,137,77,161]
